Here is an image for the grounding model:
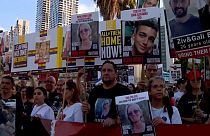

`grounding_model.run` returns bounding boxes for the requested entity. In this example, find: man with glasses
[145,64,158,80]
[169,0,202,38]
[46,76,62,116]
